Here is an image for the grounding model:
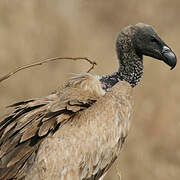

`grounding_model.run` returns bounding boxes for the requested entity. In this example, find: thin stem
[0,57,97,83]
